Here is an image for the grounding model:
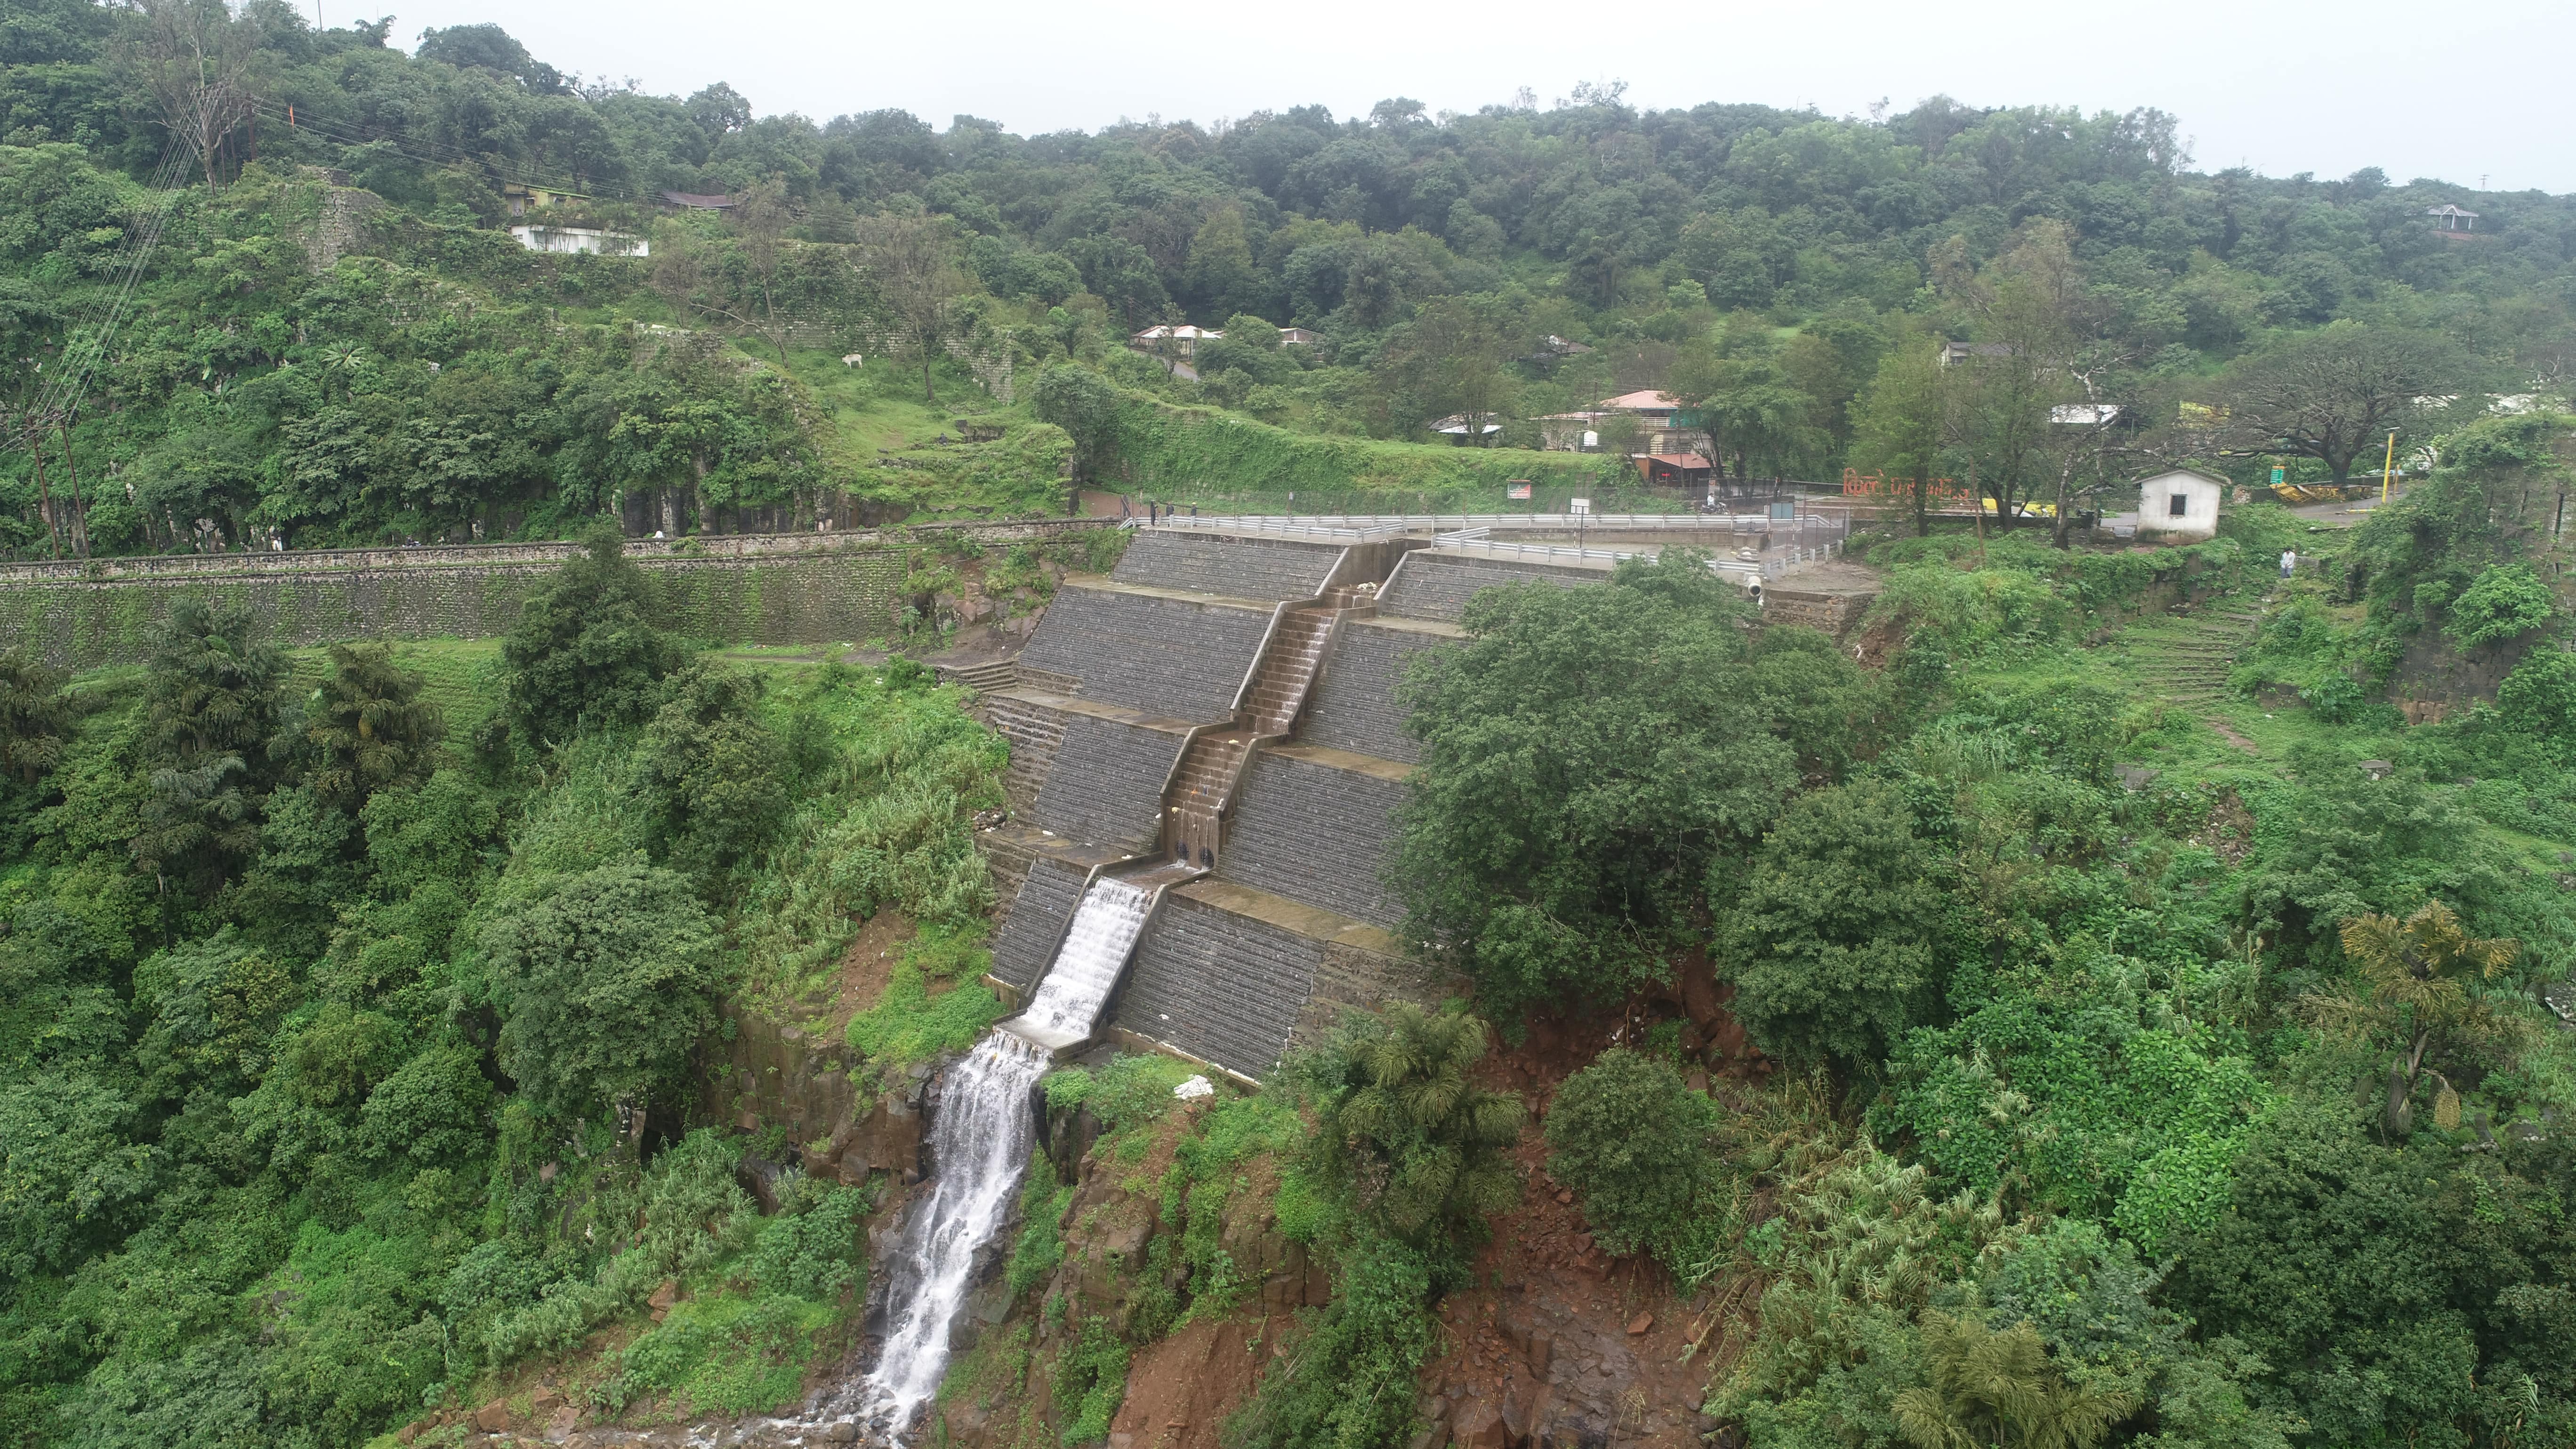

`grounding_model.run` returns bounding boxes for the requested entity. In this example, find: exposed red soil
[1108,1313,1274,1449]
